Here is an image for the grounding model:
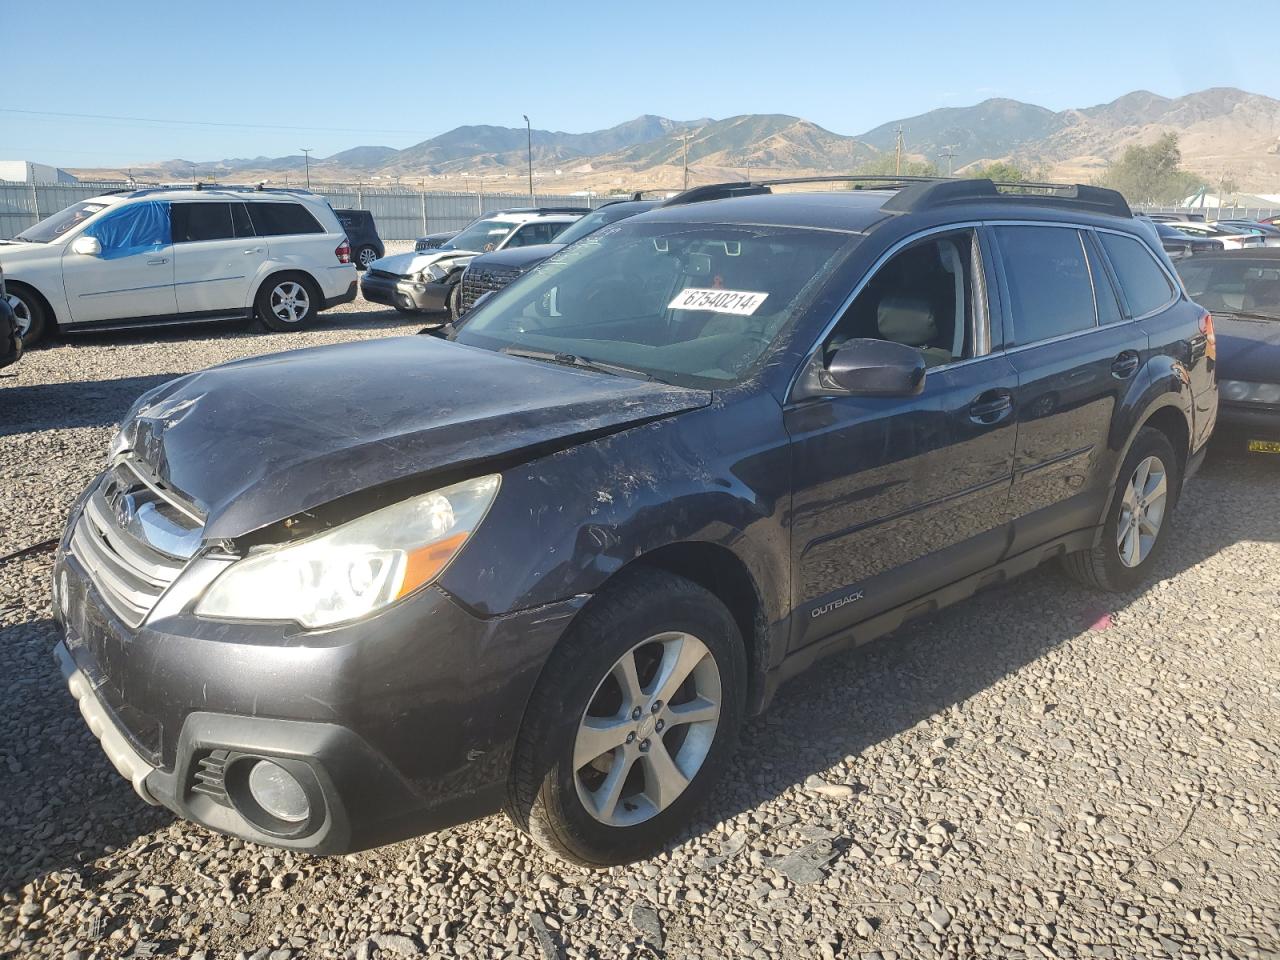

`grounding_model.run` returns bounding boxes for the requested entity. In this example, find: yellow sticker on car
[1247,440,1280,453]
